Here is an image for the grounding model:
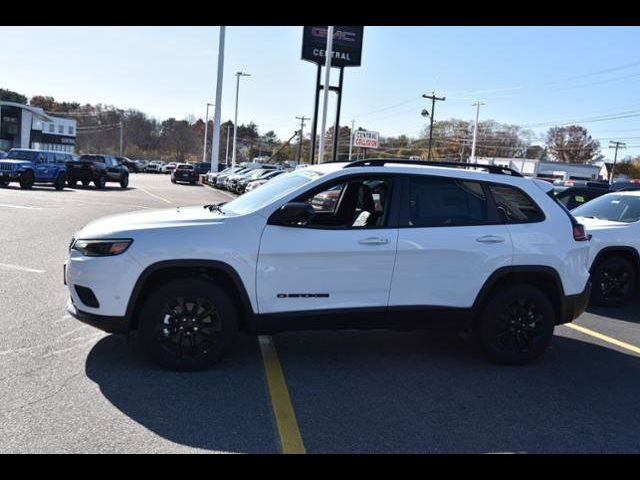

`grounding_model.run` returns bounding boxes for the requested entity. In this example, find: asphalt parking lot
[1,173,639,453]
